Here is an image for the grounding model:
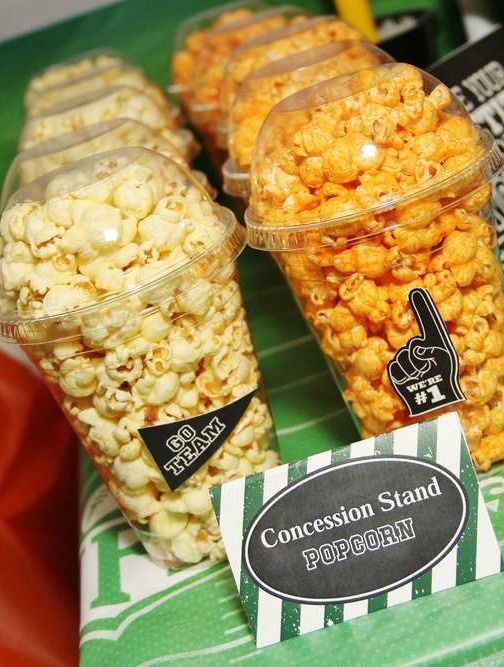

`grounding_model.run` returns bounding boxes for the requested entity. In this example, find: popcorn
[27,63,168,116]
[246,63,504,471]
[224,23,367,163]
[20,86,180,151]
[0,148,278,567]
[178,6,308,138]
[26,50,124,99]
[172,5,257,106]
